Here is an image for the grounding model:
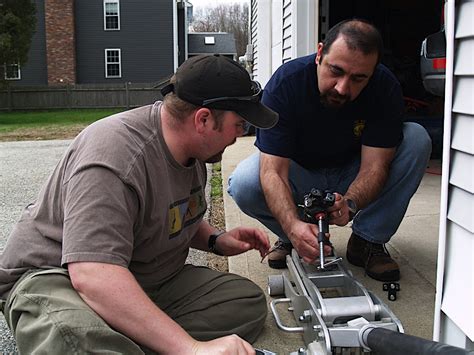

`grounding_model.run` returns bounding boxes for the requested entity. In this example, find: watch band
[346,198,358,220]
[208,231,226,255]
